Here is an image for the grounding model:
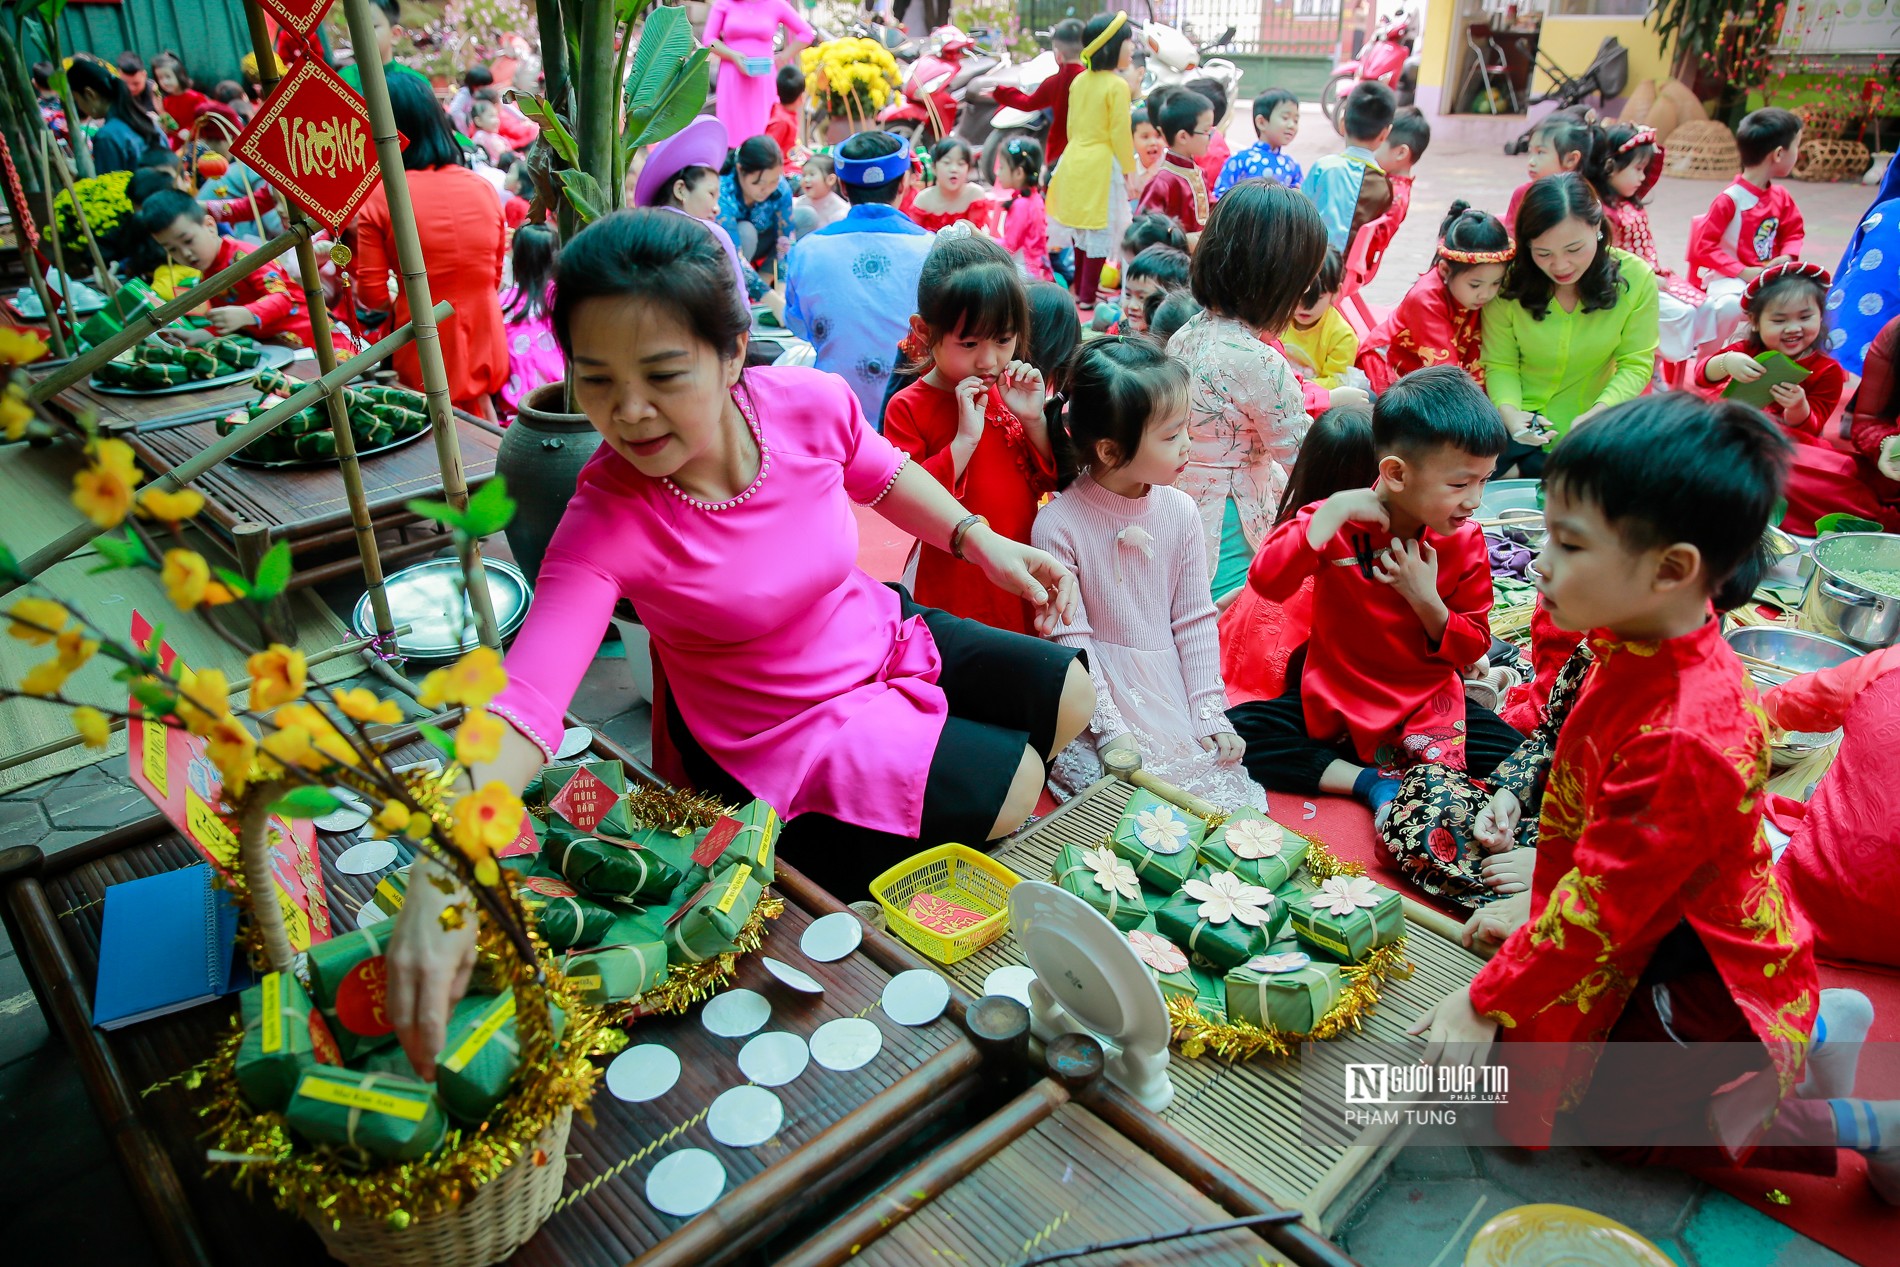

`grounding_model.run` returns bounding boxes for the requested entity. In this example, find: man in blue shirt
[785,132,933,427]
